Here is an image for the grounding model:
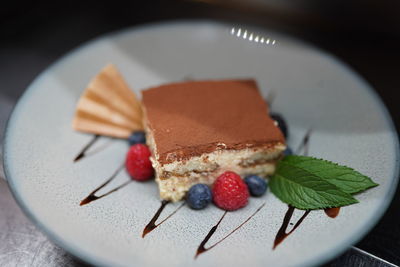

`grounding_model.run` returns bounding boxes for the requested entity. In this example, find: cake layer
[152,144,285,202]
[142,80,285,165]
